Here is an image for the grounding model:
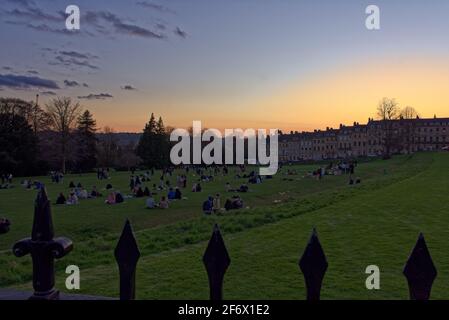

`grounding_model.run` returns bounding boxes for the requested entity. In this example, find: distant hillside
[96,132,141,146]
